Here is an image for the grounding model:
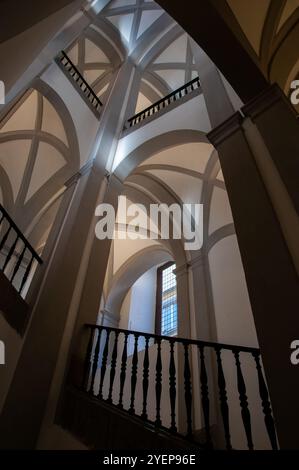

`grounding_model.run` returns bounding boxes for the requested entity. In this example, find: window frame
[155,261,177,336]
